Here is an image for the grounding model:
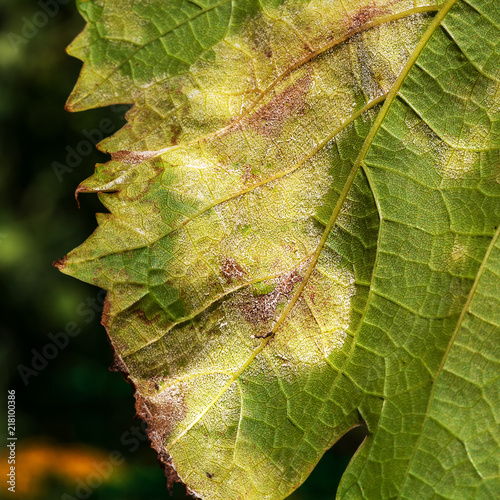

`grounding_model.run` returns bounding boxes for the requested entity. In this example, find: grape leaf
[57,0,500,498]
